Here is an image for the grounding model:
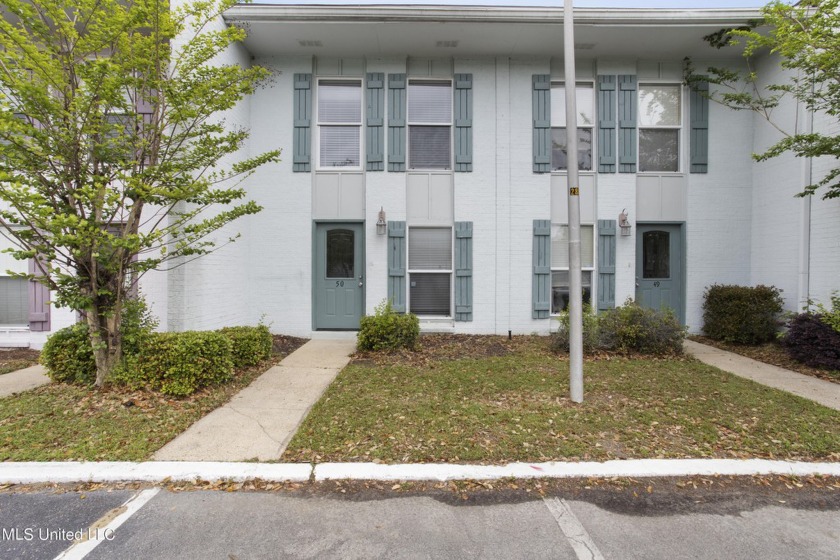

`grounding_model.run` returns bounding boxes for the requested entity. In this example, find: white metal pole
[563,0,584,403]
